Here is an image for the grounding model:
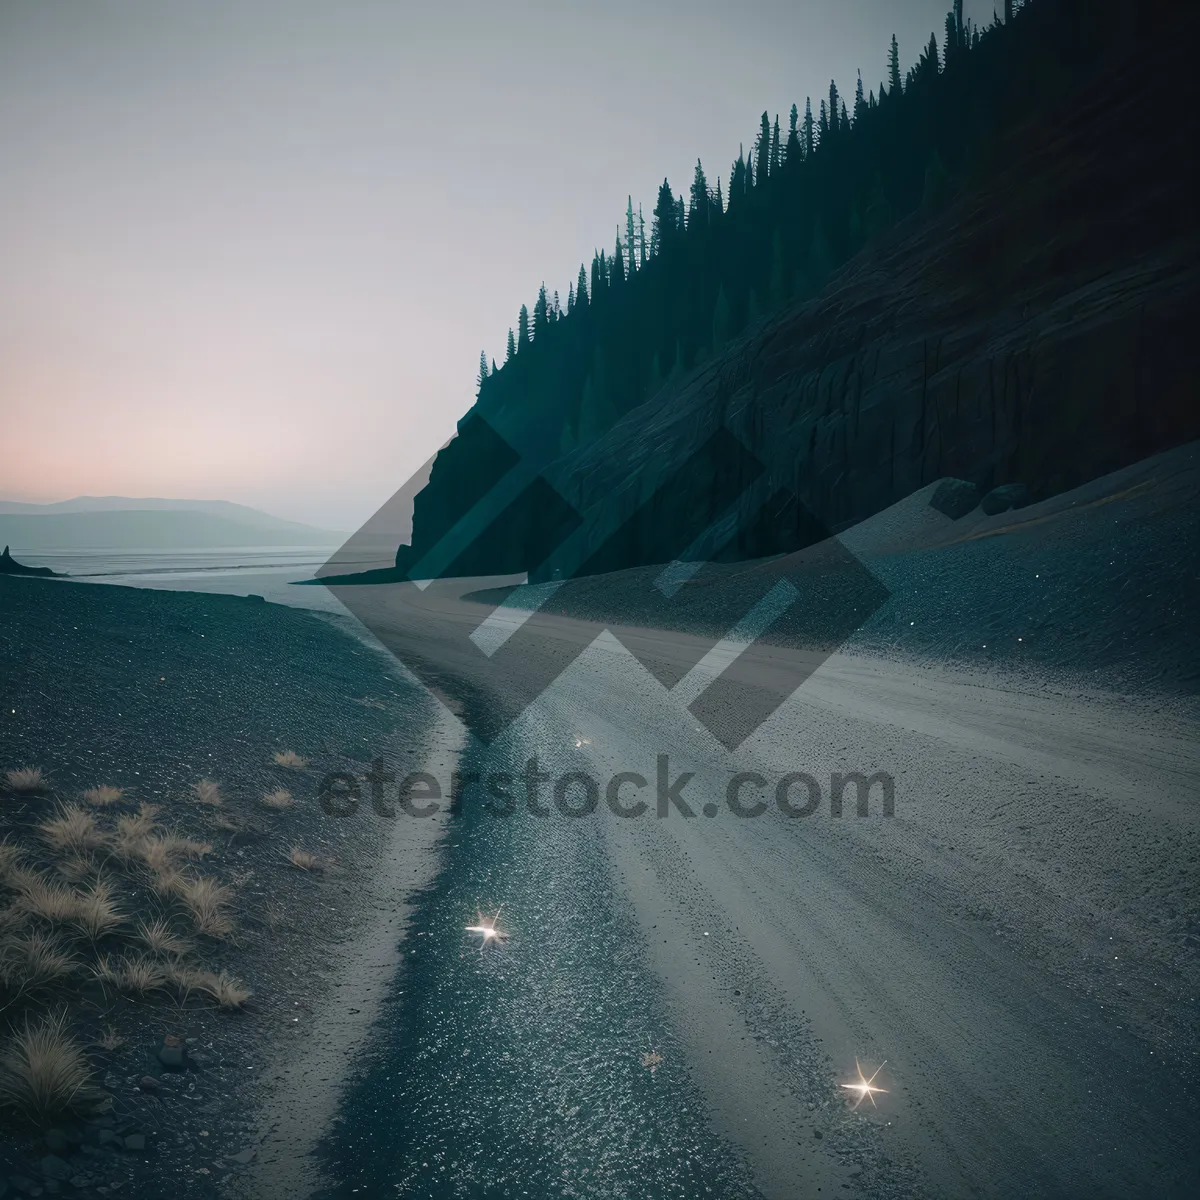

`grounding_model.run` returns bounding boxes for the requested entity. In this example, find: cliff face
[528,18,1196,578]
[393,5,1197,584]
